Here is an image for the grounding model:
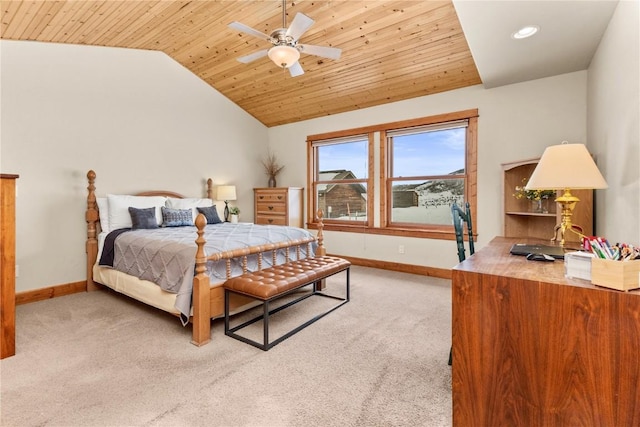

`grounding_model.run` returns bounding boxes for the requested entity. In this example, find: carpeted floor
[0,266,452,427]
